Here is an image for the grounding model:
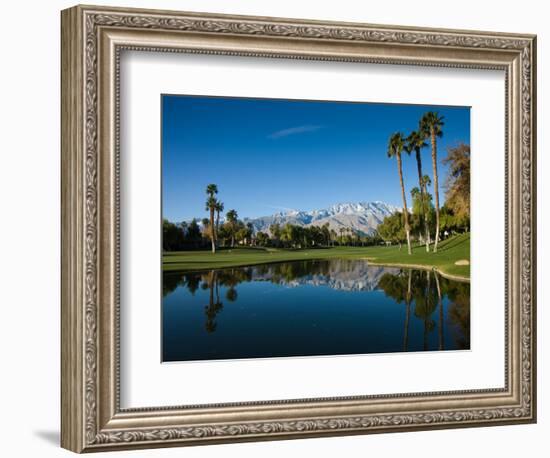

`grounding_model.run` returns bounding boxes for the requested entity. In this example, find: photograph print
[161,95,471,363]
